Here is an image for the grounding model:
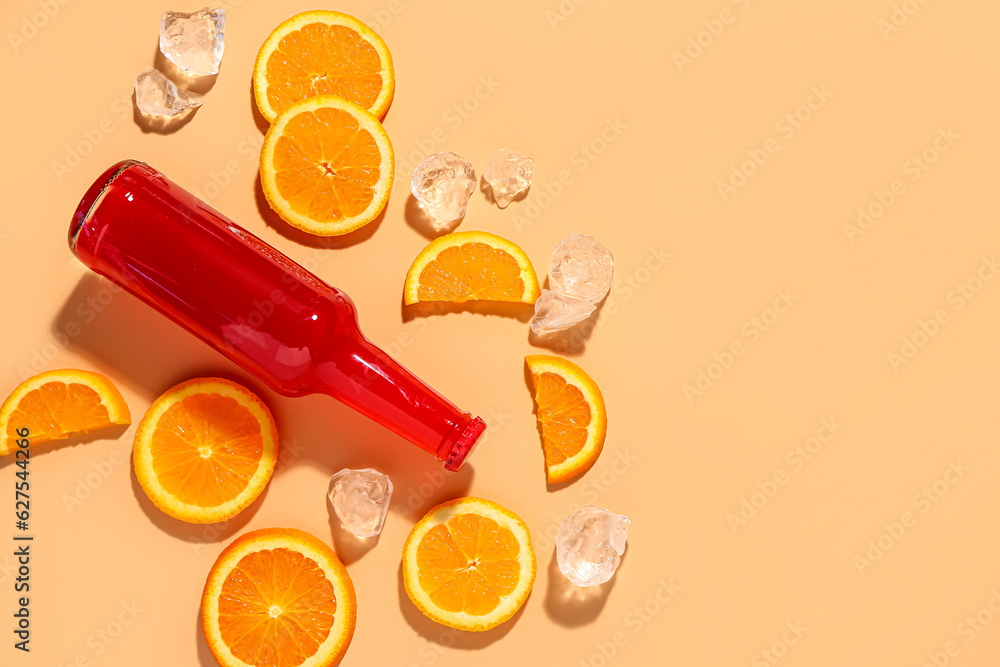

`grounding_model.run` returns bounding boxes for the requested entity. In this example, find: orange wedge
[525,355,607,484]
[403,231,541,305]
[133,378,278,524]
[260,95,394,236]
[253,10,395,123]
[202,528,356,667]
[402,497,536,631]
[0,369,130,456]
